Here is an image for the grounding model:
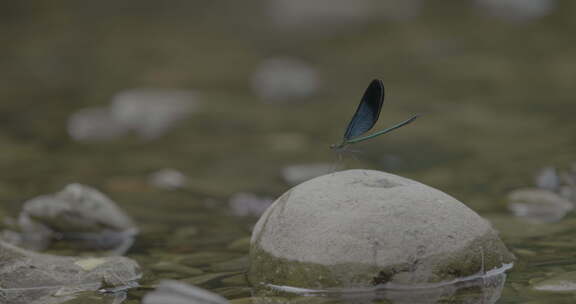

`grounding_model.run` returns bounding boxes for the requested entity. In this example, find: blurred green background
[1,1,576,302]
[1,1,575,209]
